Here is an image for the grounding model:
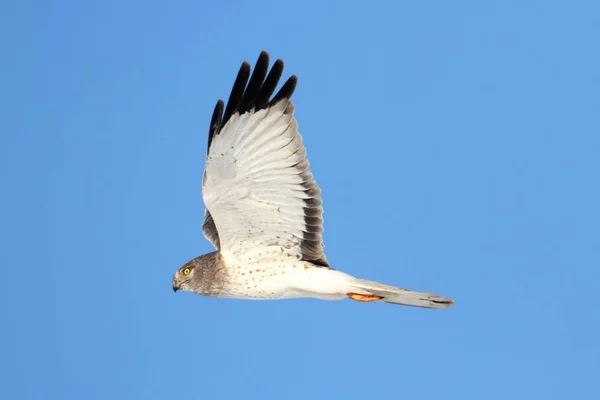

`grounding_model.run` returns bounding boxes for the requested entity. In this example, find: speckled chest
[216,257,313,299]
